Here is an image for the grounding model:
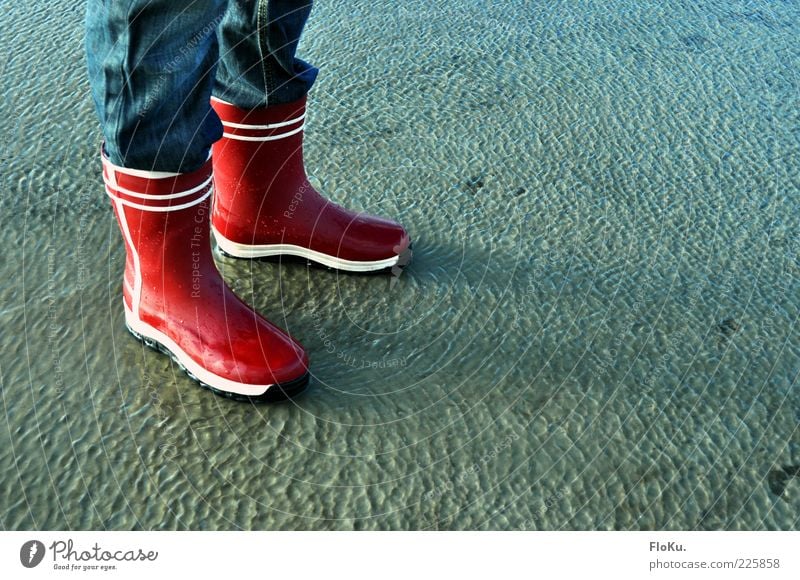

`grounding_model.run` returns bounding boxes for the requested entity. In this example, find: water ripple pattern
[0,0,798,530]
